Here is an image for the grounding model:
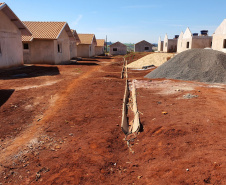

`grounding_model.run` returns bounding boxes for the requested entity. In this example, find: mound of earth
[145,49,226,84]
[126,53,174,69]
